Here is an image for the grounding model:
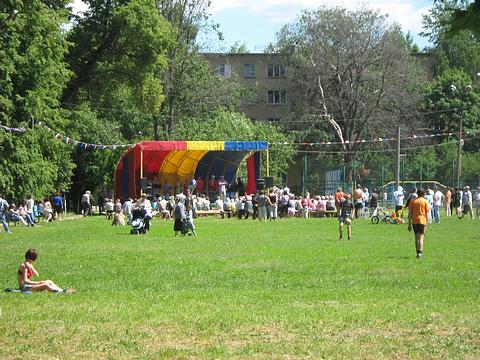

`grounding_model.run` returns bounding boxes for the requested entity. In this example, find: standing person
[0,194,12,234]
[25,194,36,225]
[451,187,462,216]
[52,192,63,220]
[173,197,186,237]
[267,188,278,221]
[81,191,92,216]
[136,194,152,232]
[445,187,452,217]
[432,187,444,224]
[218,176,228,200]
[353,185,365,218]
[122,197,133,225]
[393,186,405,217]
[195,176,204,196]
[459,186,473,220]
[369,188,379,213]
[207,175,218,200]
[255,190,268,222]
[474,186,480,220]
[424,188,434,224]
[335,187,345,217]
[279,190,290,218]
[97,191,105,215]
[17,249,75,293]
[338,194,354,240]
[407,188,431,258]
[236,178,245,197]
